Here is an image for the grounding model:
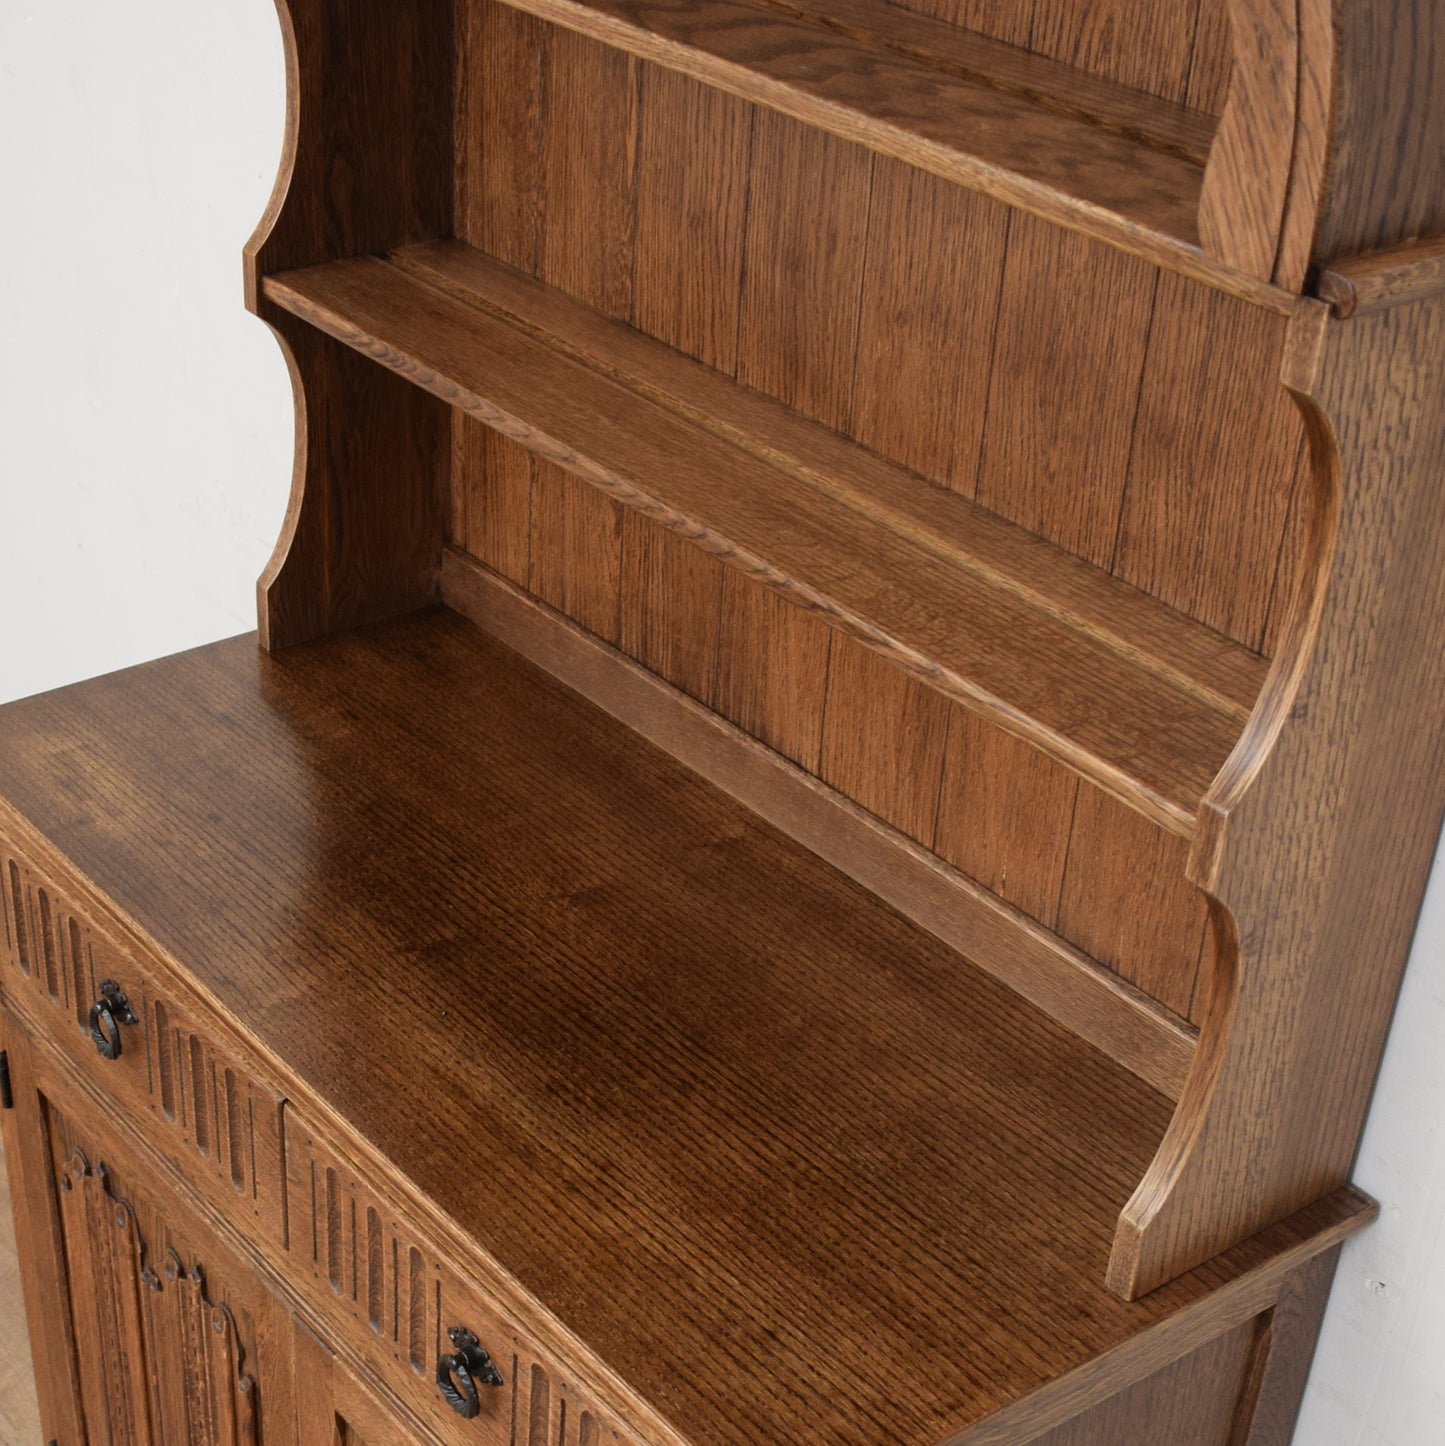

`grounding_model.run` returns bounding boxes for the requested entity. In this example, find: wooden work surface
[0,611,1368,1445]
